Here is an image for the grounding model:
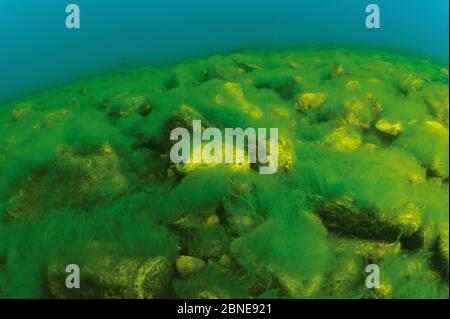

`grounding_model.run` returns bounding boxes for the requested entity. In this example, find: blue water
[0,0,448,103]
